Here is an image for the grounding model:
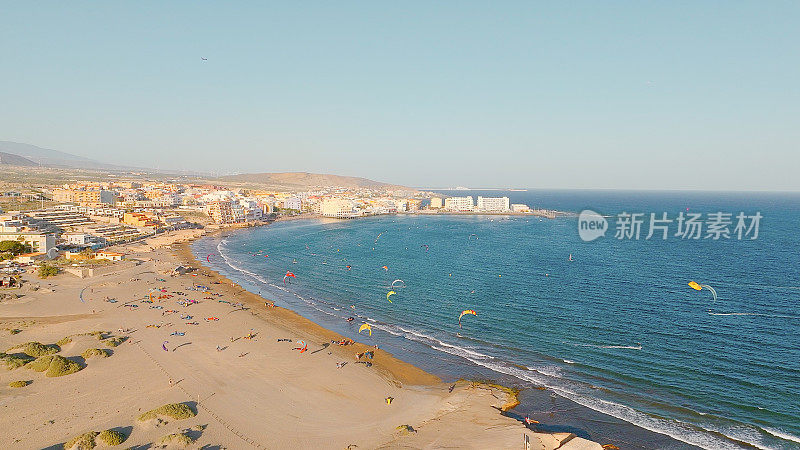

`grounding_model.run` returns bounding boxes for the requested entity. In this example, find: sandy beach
[0,229,603,449]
